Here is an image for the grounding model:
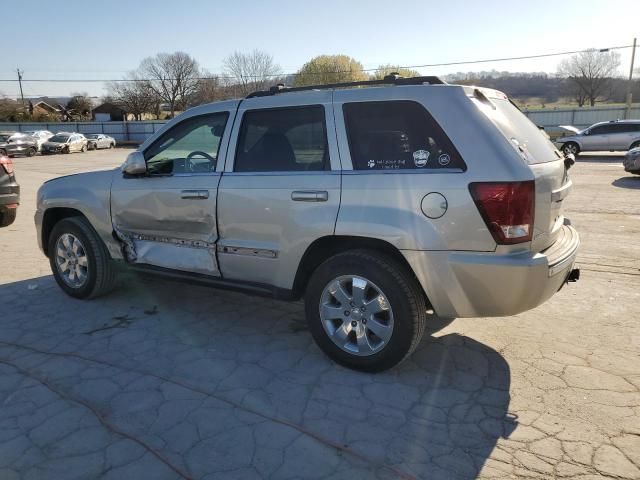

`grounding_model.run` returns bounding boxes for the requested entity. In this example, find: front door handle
[291,190,328,202]
[181,189,209,199]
